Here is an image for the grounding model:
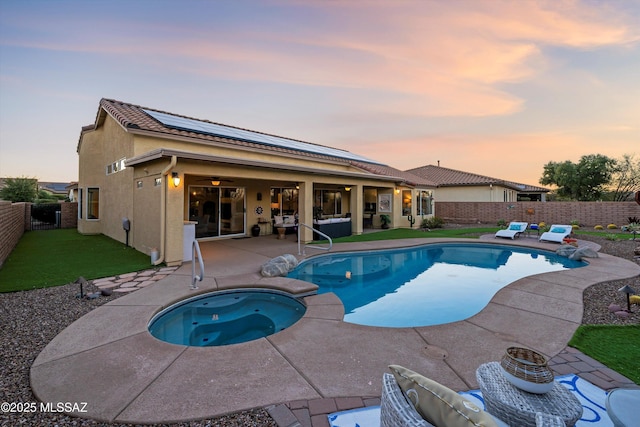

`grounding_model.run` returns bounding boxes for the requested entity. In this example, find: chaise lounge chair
[495,222,528,240]
[539,224,573,243]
